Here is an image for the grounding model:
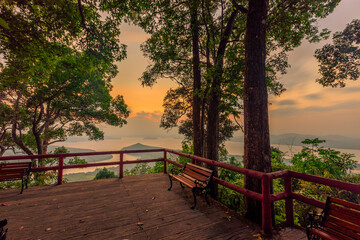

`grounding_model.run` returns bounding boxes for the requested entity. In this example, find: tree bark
[243,0,271,225]
[190,0,202,158]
